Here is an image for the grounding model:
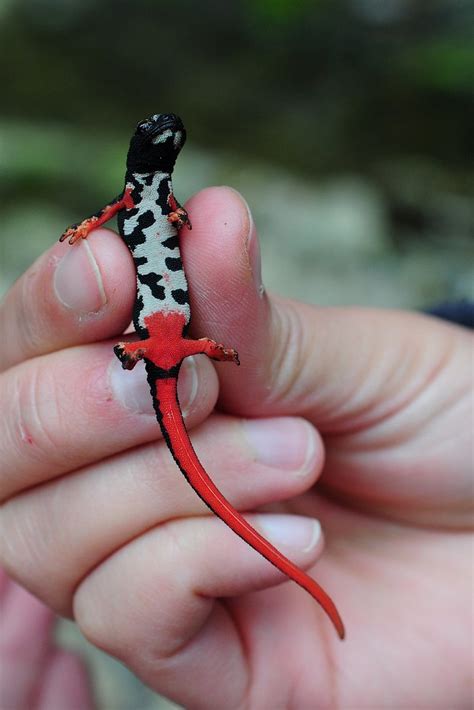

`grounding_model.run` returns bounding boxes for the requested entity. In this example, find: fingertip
[69,228,136,328]
[182,187,269,400]
[255,515,324,557]
[51,227,136,342]
[1,228,137,370]
[241,416,324,480]
[183,186,260,312]
[186,185,252,234]
[108,348,219,426]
